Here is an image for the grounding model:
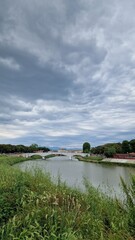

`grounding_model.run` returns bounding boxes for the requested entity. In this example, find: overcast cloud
[0,0,135,148]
